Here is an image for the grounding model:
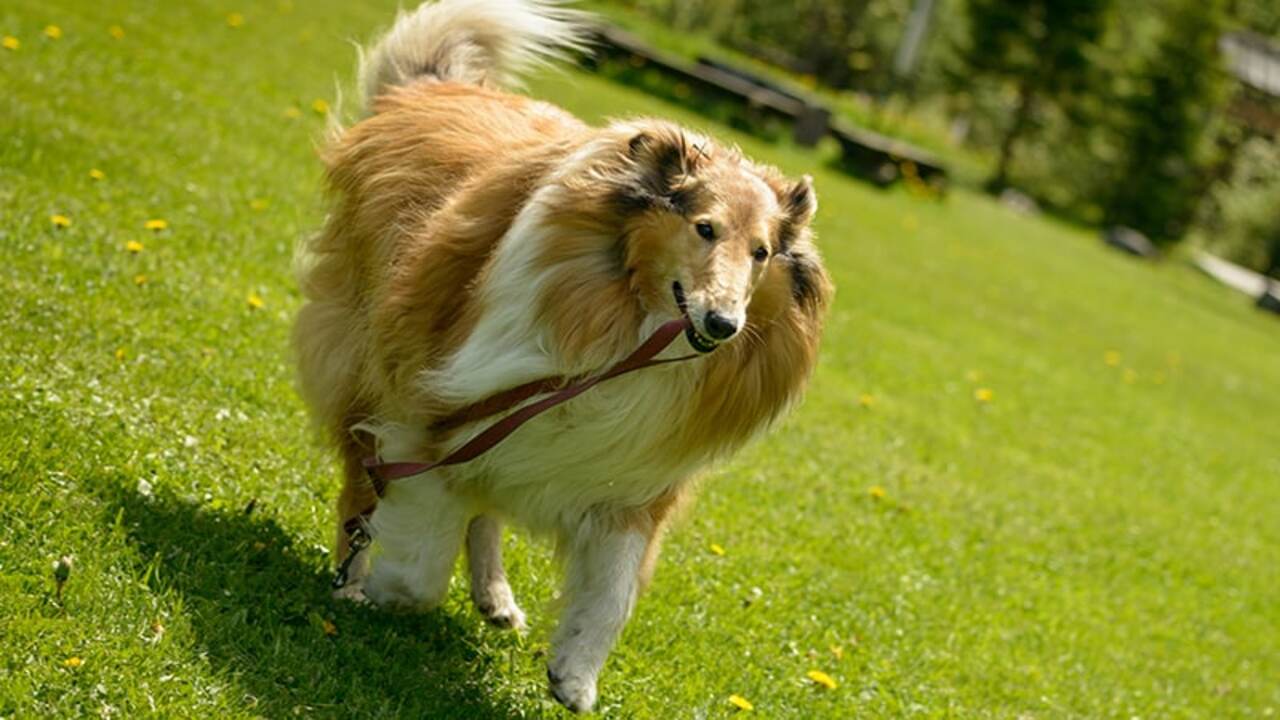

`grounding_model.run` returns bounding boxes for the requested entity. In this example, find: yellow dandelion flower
[63,656,83,668]
[868,485,886,500]
[115,348,126,361]
[226,12,245,28]
[133,274,147,285]
[806,669,838,690]
[974,387,994,403]
[50,214,71,228]
[858,393,876,408]
[249,198,269,211]
[109,25,125,40]
[89,168,105,181]
[125,240,144,253]
[246,293,264,309]
[727,694,754,711]
[44,25,62,40]
[829,644,844,660]
[144,218,168,231]
[283,106,302,119]
[322,619,338,636]
[2,36,19,51]
[1104,350,1121,367]
[311,98,329,115]
[708,543,726,556]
